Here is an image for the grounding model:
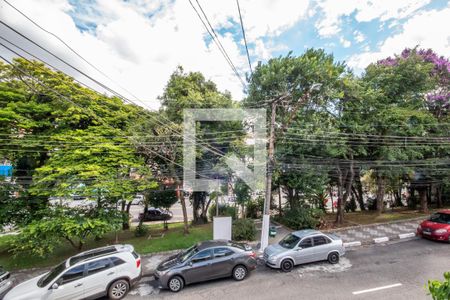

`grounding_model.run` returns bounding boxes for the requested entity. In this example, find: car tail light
[249,251,257,259]
[136,258,141,268]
